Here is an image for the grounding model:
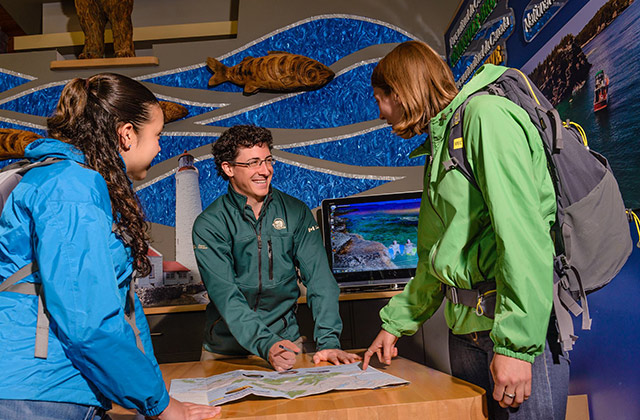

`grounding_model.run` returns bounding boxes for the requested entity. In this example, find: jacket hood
[24,137,86,164]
